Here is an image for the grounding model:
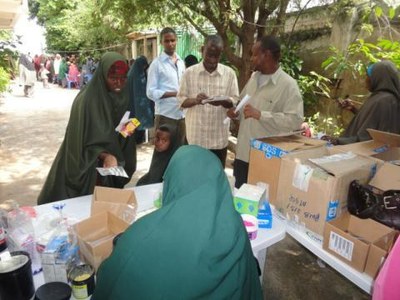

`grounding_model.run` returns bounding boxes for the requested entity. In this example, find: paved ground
[0,82,370,299]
